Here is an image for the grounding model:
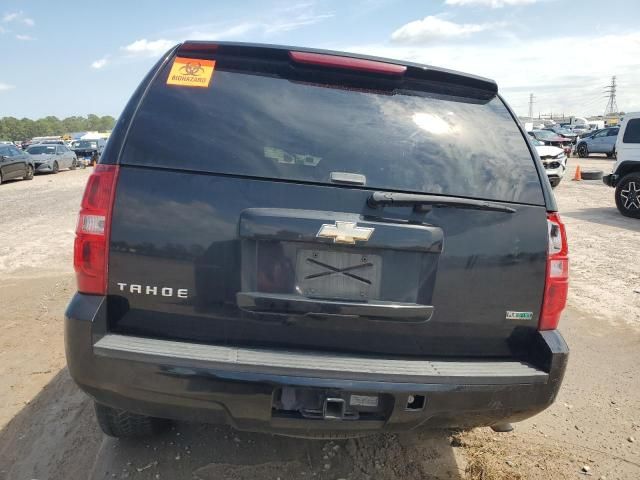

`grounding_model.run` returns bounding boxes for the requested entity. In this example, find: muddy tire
[94,402,170,438]
[615,173,640,219]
